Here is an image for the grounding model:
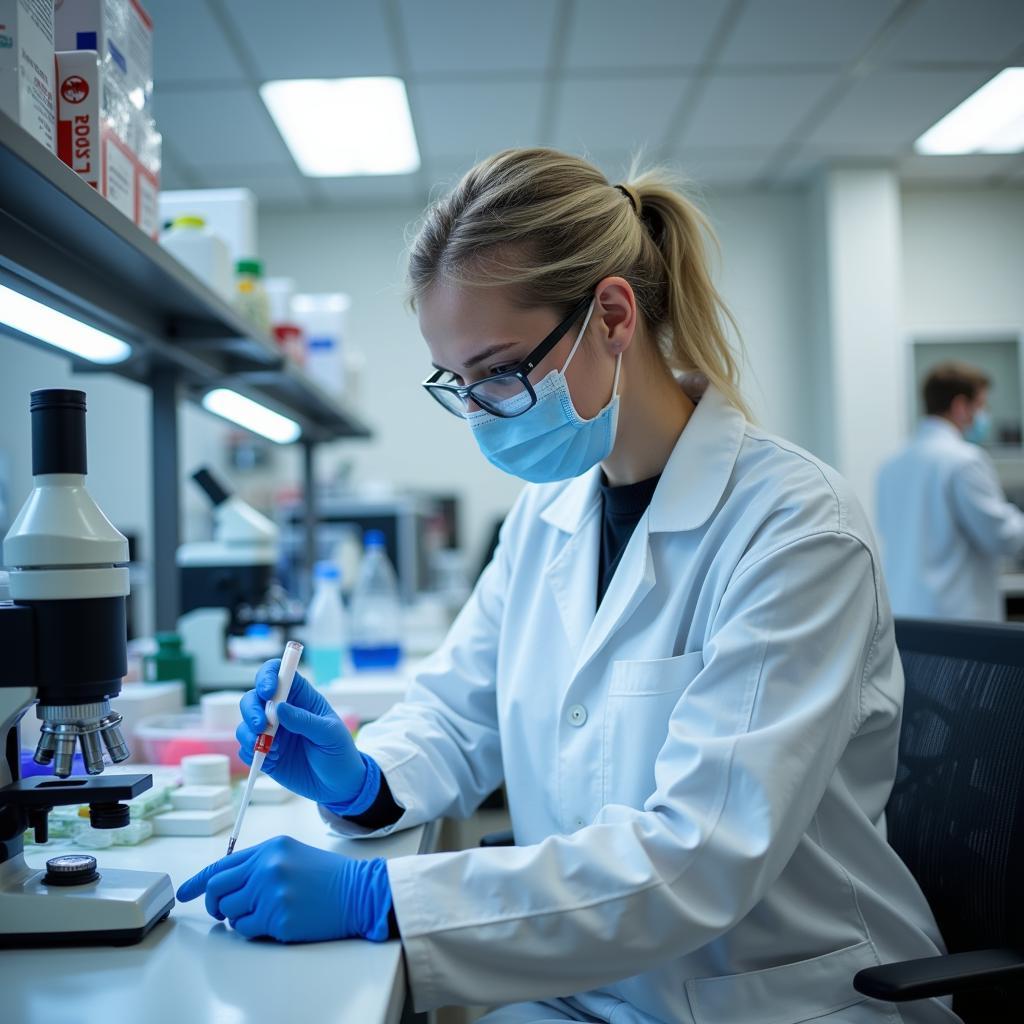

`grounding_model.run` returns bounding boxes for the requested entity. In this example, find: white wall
[902,186,1024,331]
